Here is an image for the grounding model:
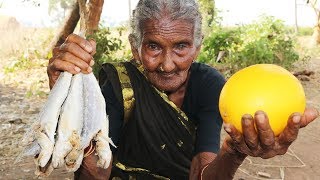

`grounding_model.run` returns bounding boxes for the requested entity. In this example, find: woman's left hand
[222,107,319,158]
